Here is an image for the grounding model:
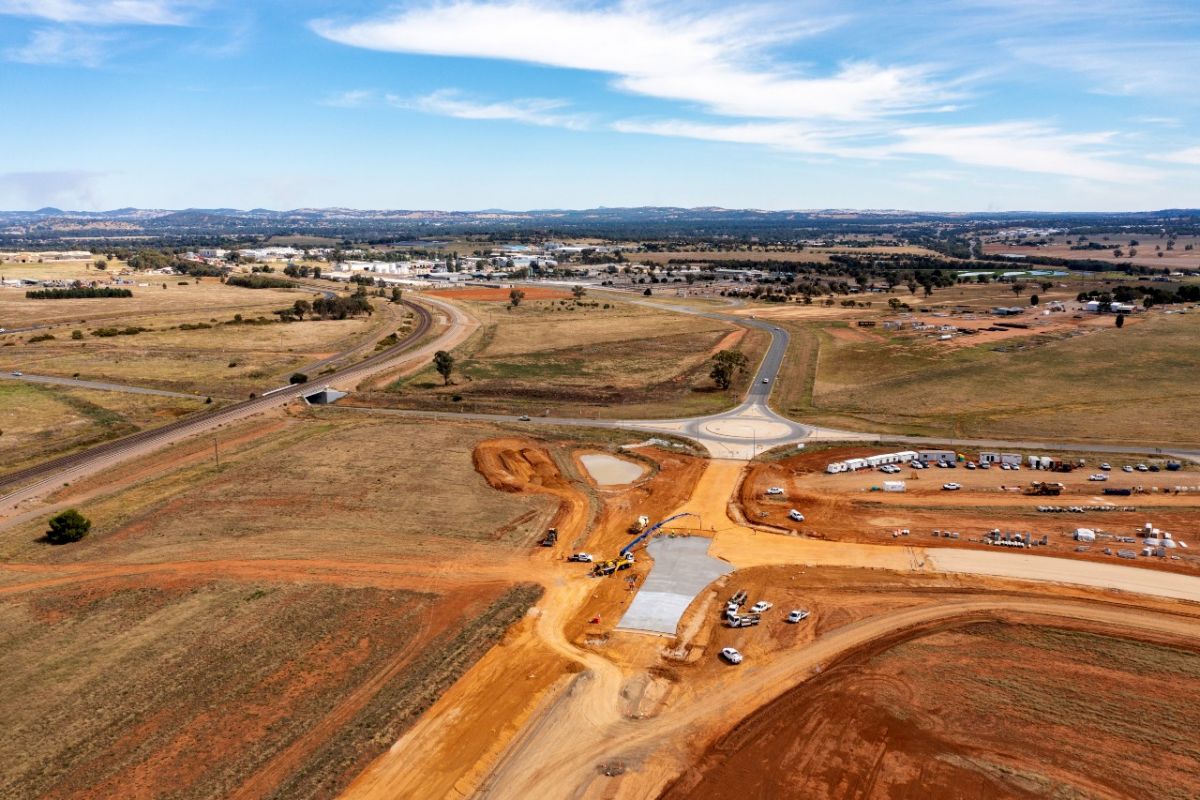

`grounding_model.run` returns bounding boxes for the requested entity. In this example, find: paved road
[0,371,199,399]
[0,296,454,512]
